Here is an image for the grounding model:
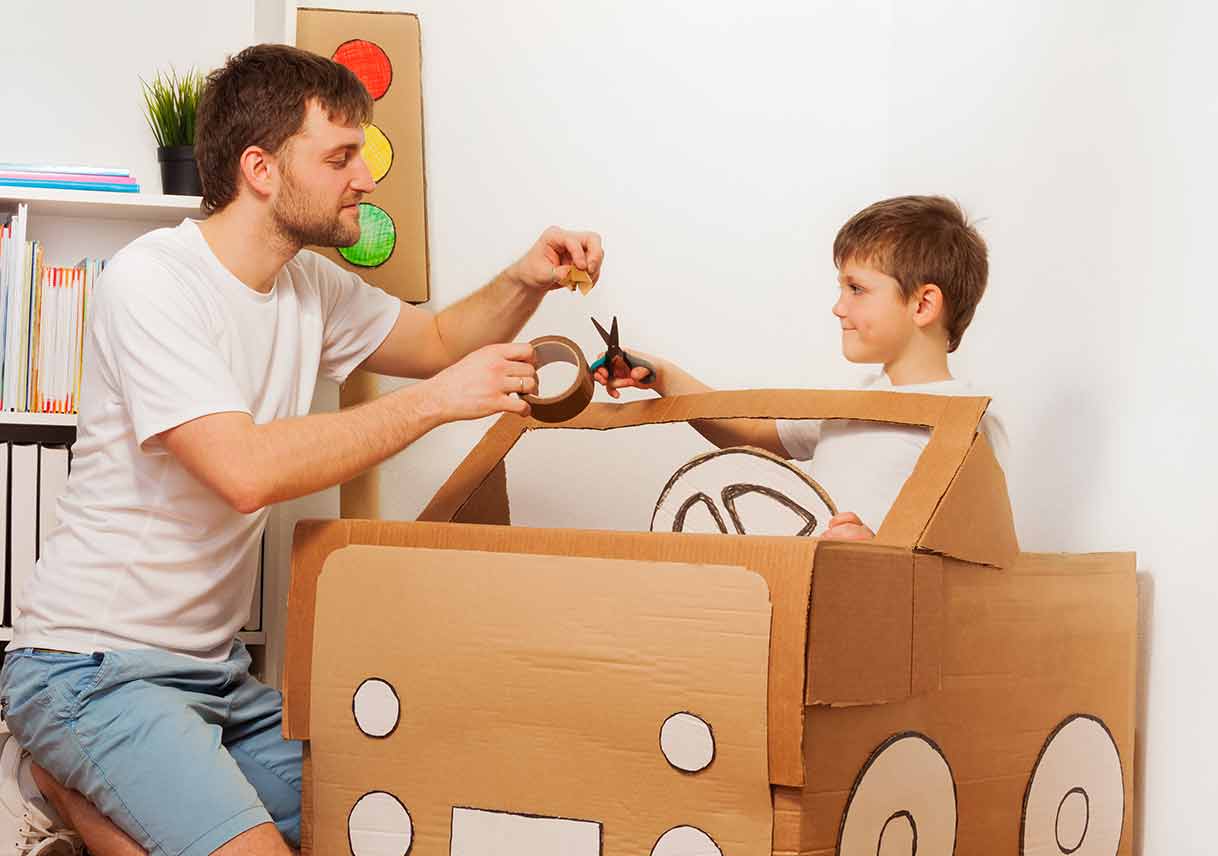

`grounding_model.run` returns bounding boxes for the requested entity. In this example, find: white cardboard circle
[651,447,835,536]
[354,678,400,738]
[660,712,715,773]
[837,733,956,856]
[1021,715,1123,856]
[651,826,722,856]
[348,791,413,856]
